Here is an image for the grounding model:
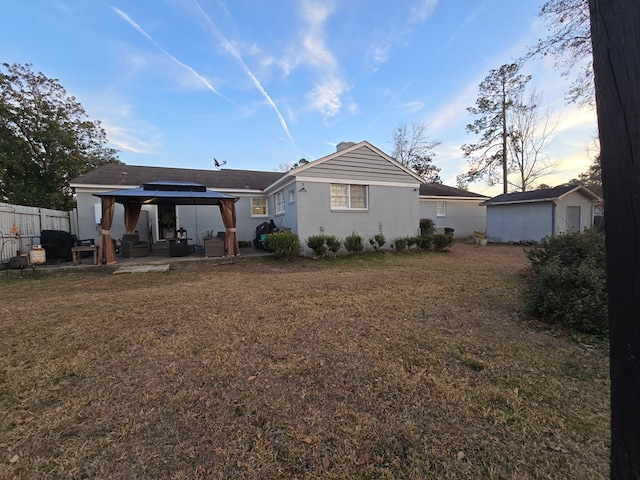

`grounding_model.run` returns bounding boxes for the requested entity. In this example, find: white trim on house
[263,178,296,195]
